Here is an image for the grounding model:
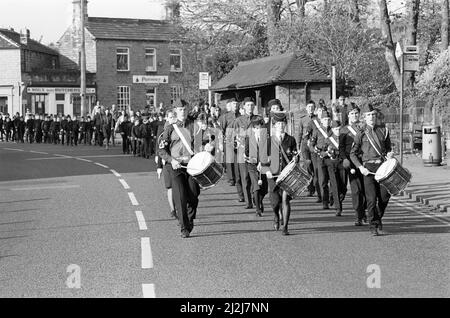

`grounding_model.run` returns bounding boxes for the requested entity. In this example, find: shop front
[26,86,96,117]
